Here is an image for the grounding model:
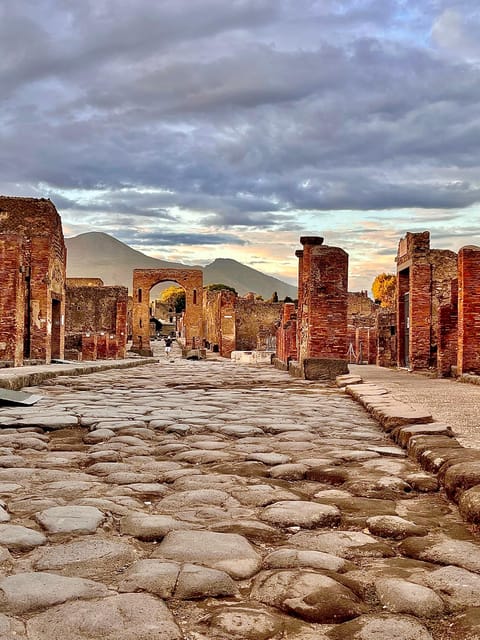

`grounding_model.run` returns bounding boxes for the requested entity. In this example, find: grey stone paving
[0,356,478,638]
